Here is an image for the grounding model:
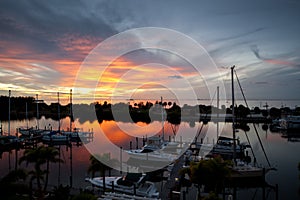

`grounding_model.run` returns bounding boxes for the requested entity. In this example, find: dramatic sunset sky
[0,0,299,105]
